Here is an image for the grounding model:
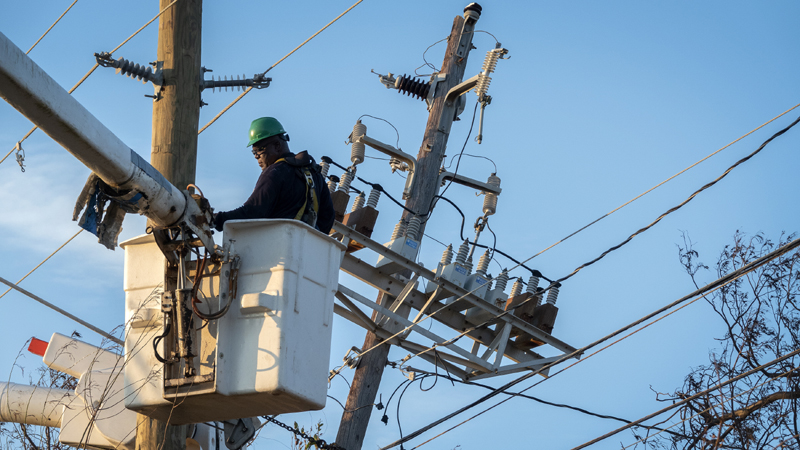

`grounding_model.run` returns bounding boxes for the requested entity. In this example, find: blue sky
[1,1,799,449]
